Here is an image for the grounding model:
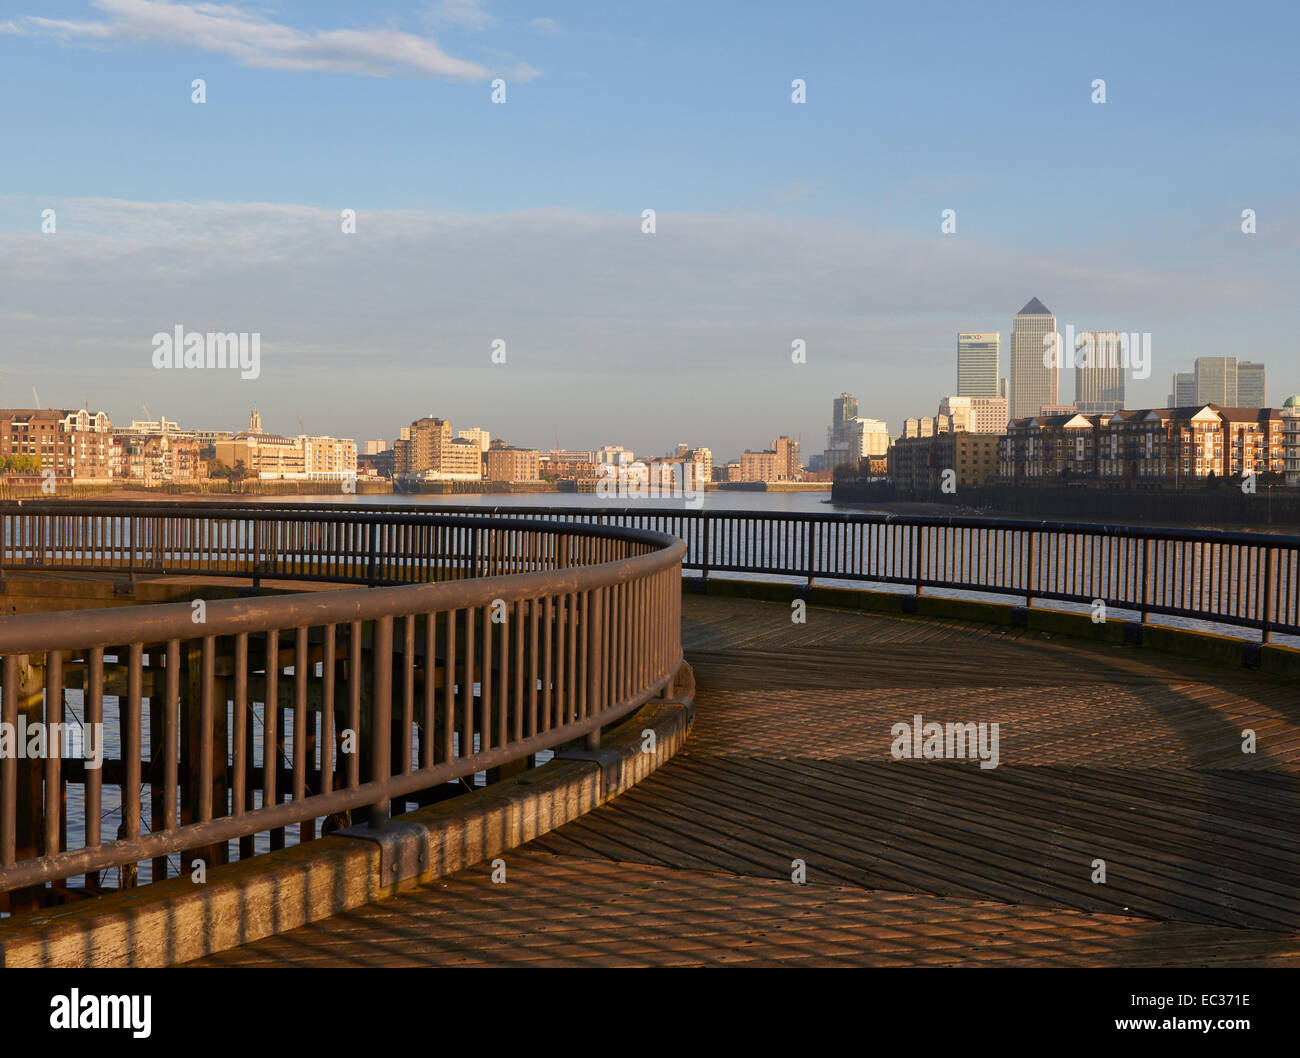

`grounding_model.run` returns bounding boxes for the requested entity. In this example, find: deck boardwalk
[194,595,1300,967]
